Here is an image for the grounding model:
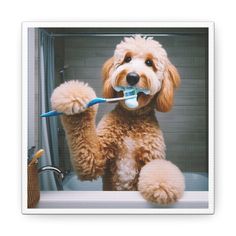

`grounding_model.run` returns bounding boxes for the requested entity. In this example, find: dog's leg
[138,159,185,204]
[51,80,107,180]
